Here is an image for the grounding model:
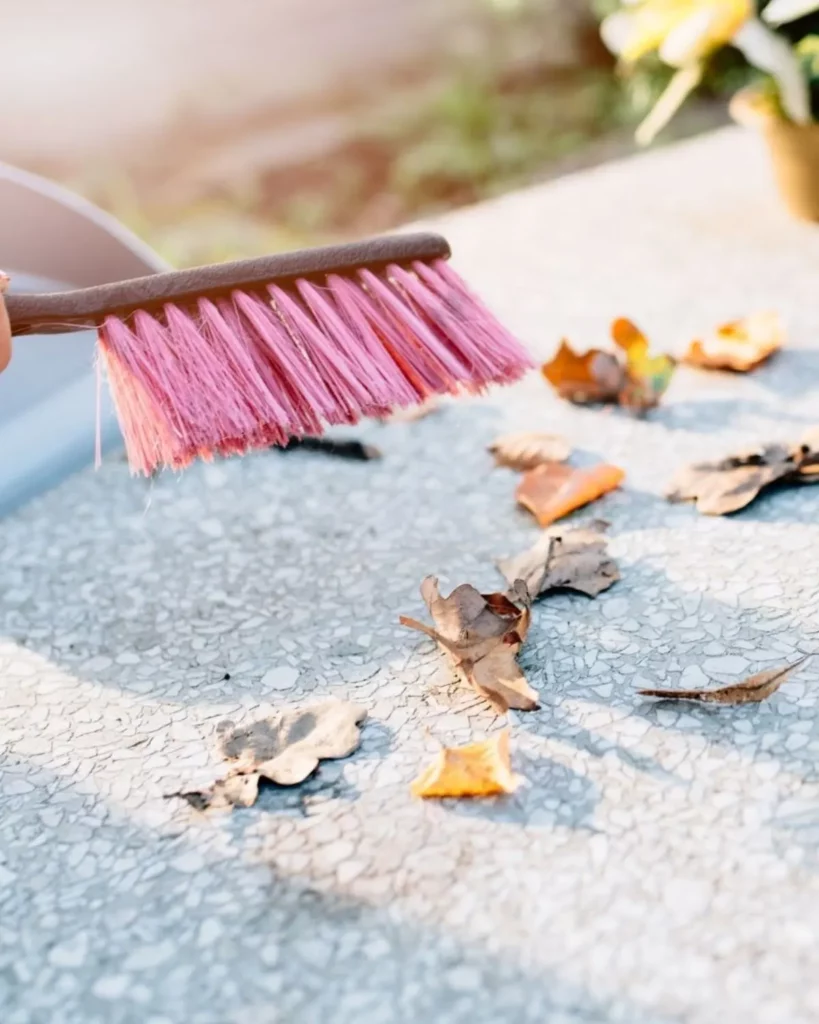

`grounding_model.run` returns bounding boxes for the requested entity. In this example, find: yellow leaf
[410,730,522,799]
[611,317,676,410]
